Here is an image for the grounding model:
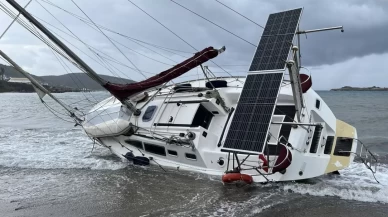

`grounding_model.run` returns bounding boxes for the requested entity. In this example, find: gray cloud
[0,0,387,88]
